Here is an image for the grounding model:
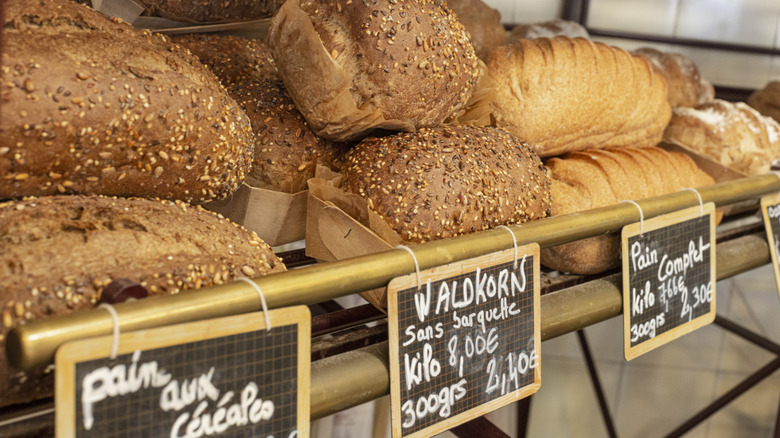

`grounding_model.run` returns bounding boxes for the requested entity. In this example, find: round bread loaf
[508,19,590,42]
[341,126,551,242]
[268,0,480,141]
[170,33,277,90]
[172,34,348,193]
[444,0,507,59]
[137,0,284,23]
[748,81,780,124]
[1,0,255,203]
[633,47,714,108]
[0,194,285,407]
